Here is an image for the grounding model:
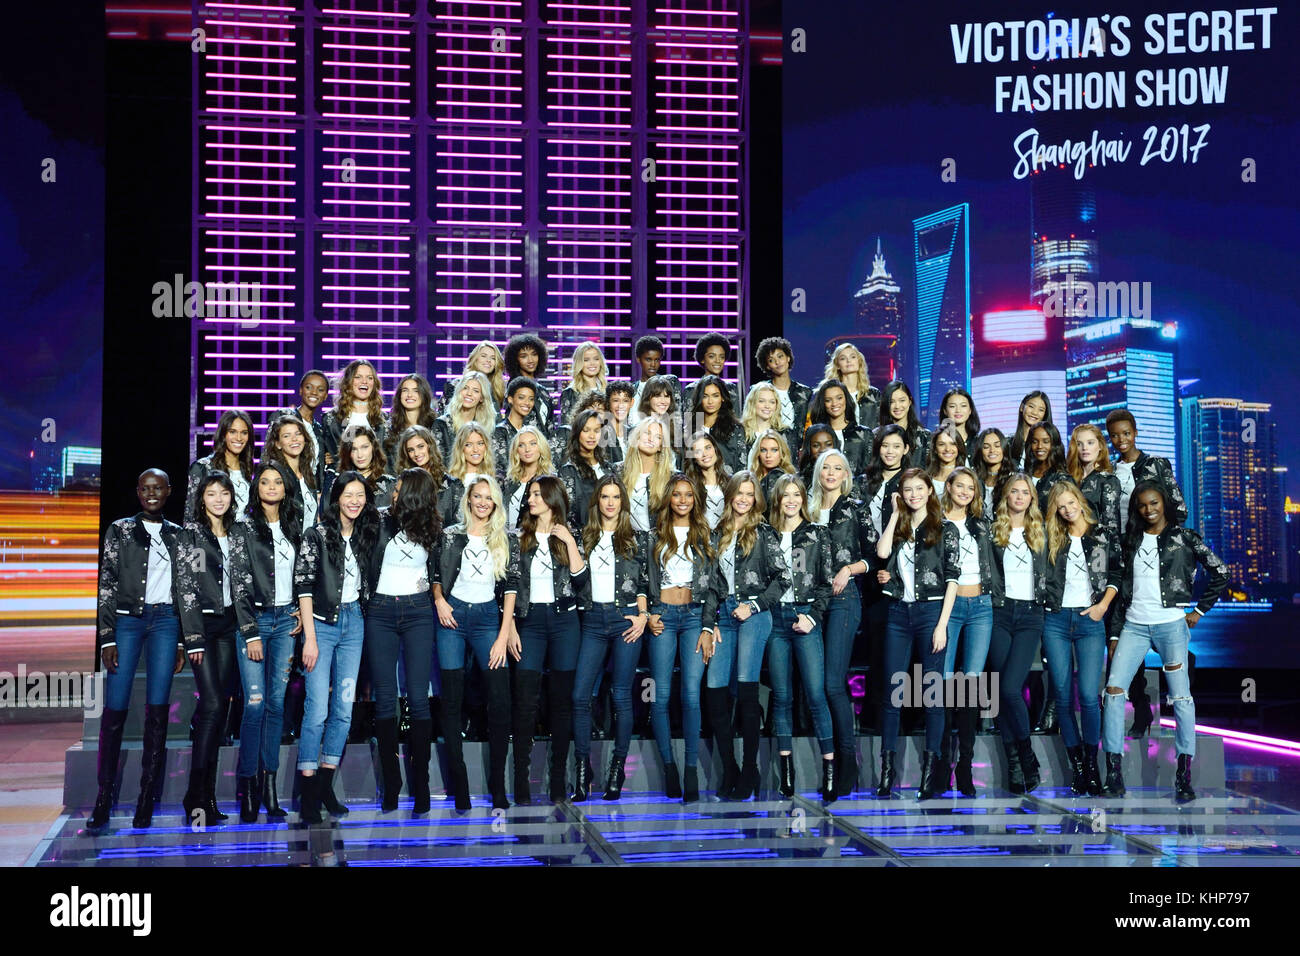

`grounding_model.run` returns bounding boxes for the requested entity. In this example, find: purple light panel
[193,0,749,453]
